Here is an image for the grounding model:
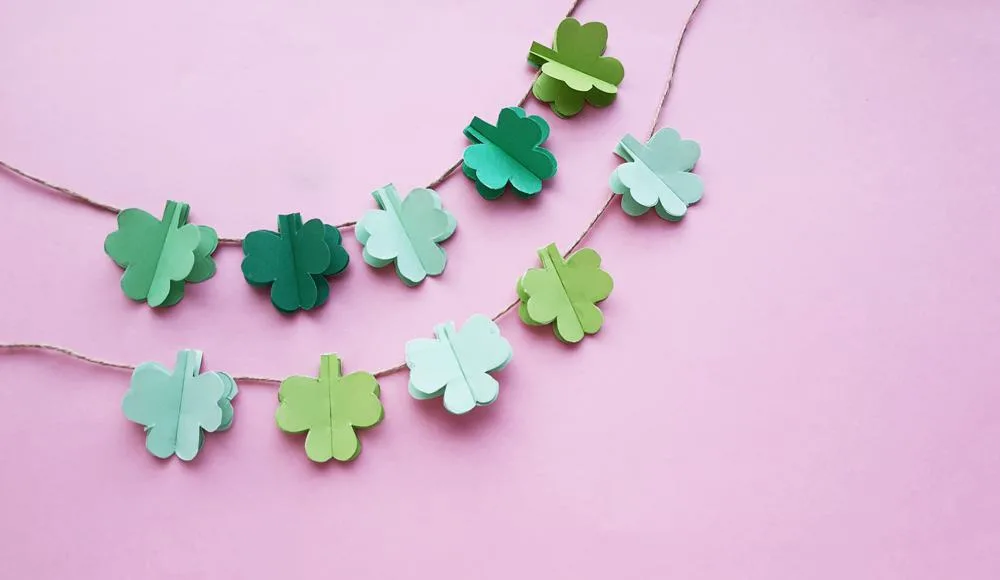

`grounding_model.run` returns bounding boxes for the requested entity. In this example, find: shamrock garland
[241,213,350,312]
[462,106,558,199]
[104,200,218,307]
